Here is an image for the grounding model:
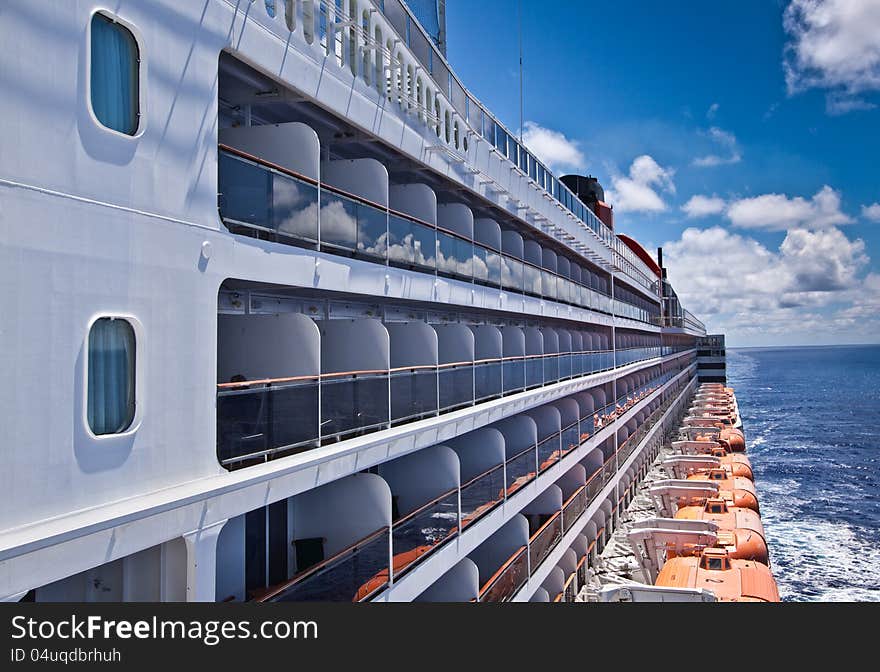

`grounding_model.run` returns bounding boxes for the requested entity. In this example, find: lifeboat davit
[685,438,754,479]
[656,548,780,602]
[684,469,759,512]
[675,499,768,563]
